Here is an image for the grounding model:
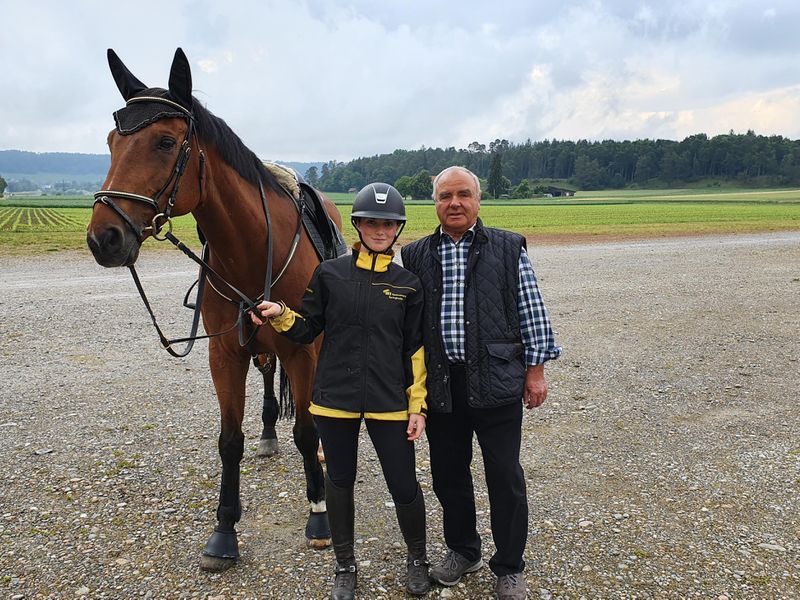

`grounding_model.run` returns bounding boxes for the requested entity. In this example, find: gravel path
[1,232,798,599]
